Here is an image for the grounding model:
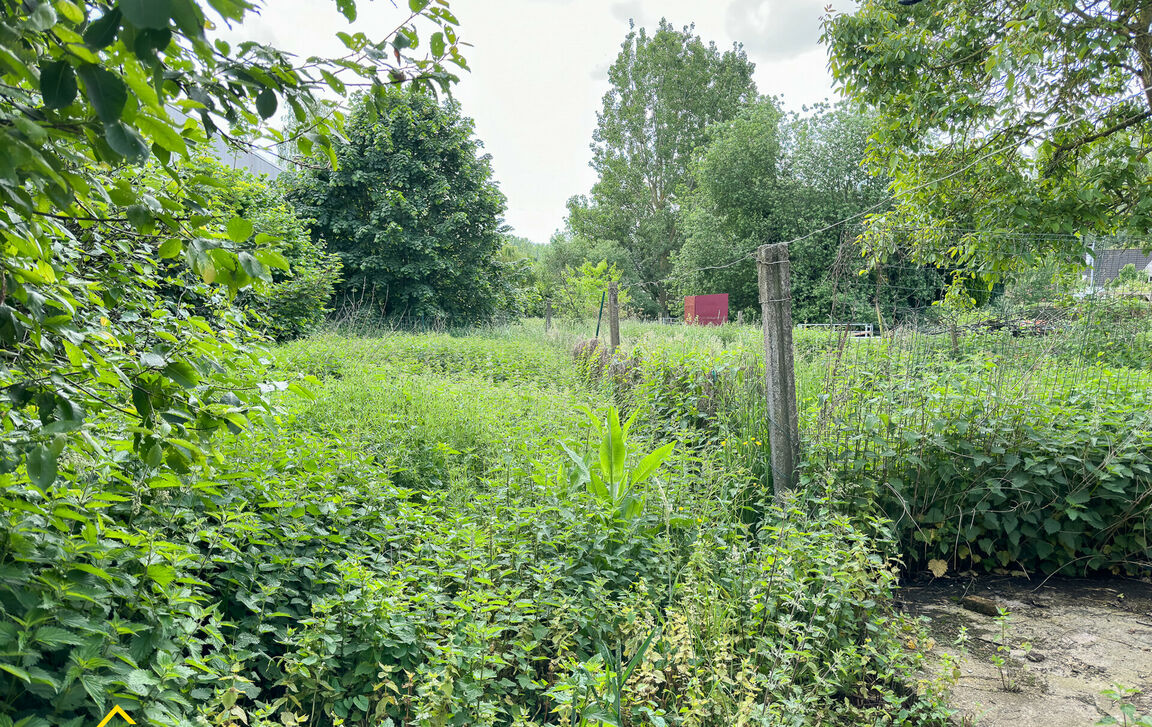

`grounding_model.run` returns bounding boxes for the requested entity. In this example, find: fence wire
[803,227,1152,505]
